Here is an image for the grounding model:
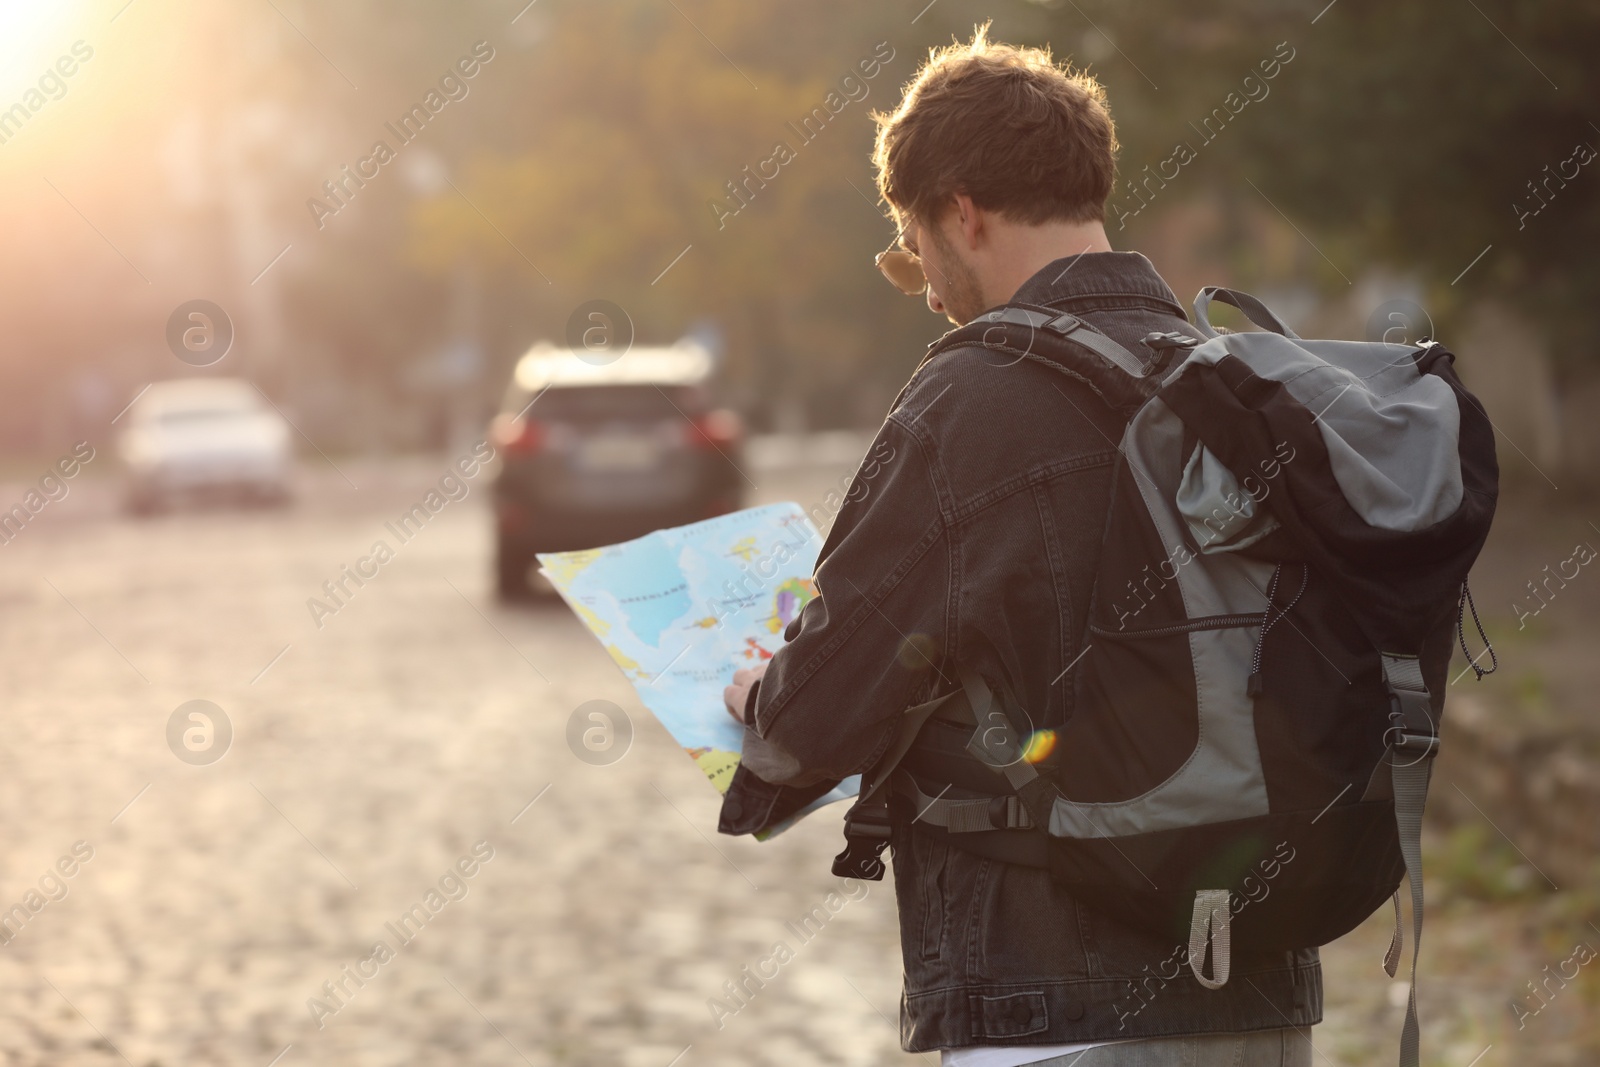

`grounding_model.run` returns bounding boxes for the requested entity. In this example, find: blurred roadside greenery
[345,0,1596,429]
[1432,822,1544,904]
[6,0,1595,446]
